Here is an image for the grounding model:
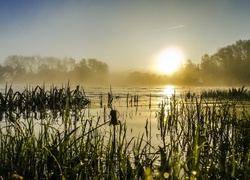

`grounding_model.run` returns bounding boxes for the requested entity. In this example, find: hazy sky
[1,0,250,72]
